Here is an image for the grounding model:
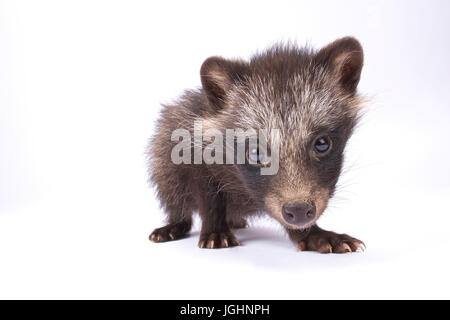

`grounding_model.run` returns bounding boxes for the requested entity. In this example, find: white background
[1,0,449,299]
